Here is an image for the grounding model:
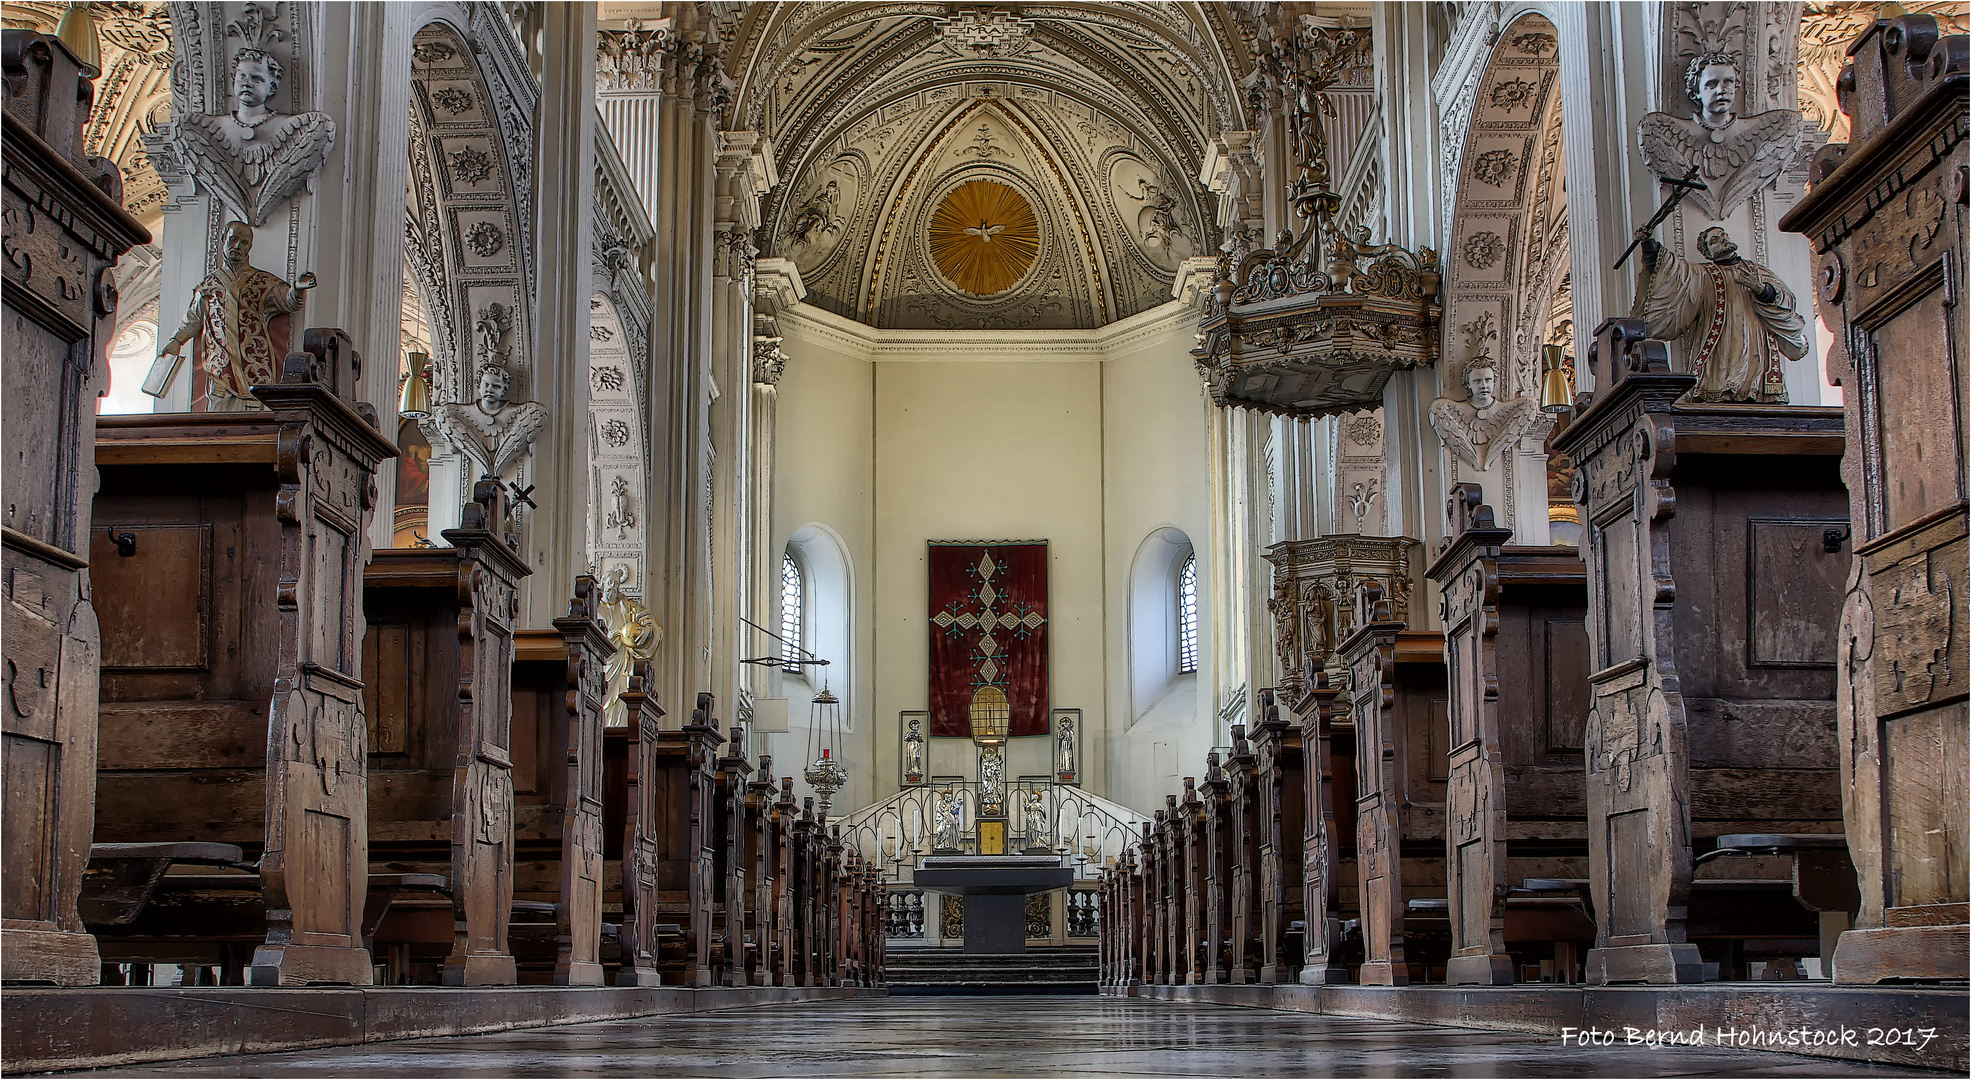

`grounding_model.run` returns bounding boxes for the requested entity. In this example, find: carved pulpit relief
[164,6,338,227]
[422,303,548,482]
[1638,48,1801,221]
[1428,355,1540,470]
[1636,226,1806,403]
